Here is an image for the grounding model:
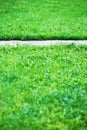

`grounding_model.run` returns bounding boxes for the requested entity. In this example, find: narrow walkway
[0,40,87,46]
